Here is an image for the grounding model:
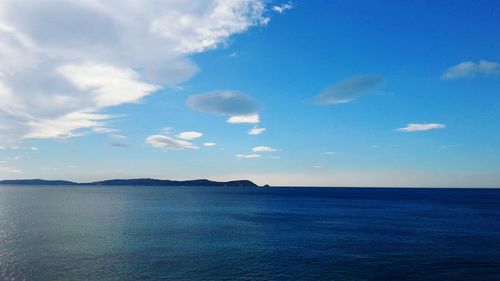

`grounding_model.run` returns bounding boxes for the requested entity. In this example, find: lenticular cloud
[0,0,269,145]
